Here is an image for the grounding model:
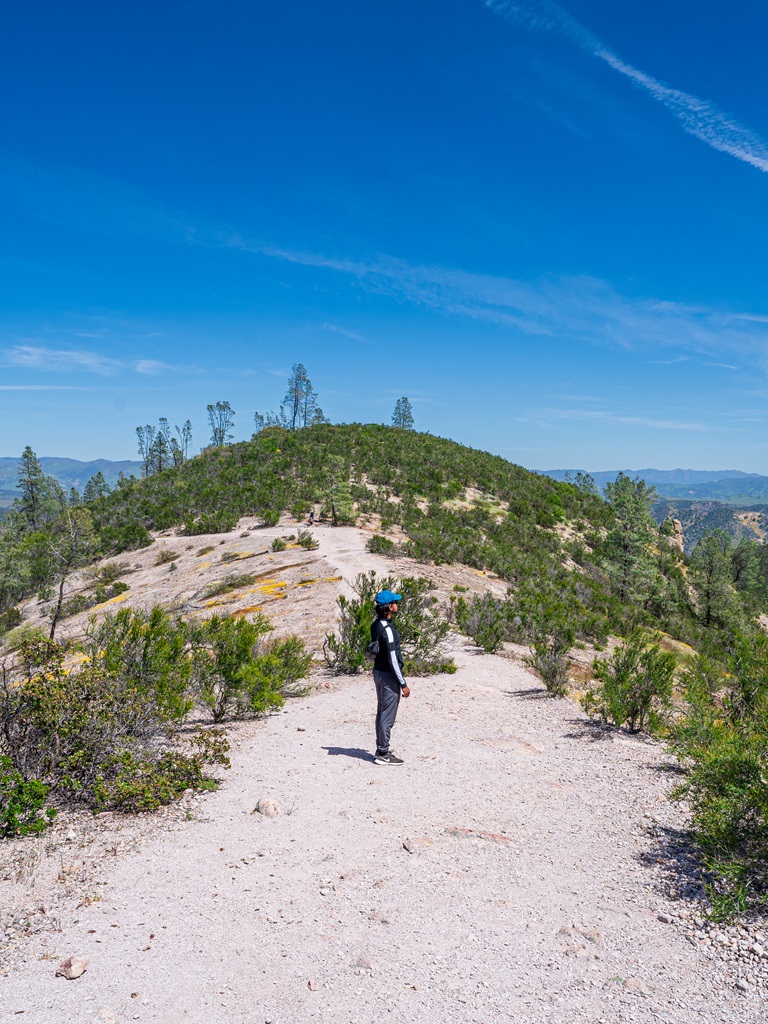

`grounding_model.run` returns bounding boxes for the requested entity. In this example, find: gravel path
[2,522,764,1022]
[2,639,761,1023]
